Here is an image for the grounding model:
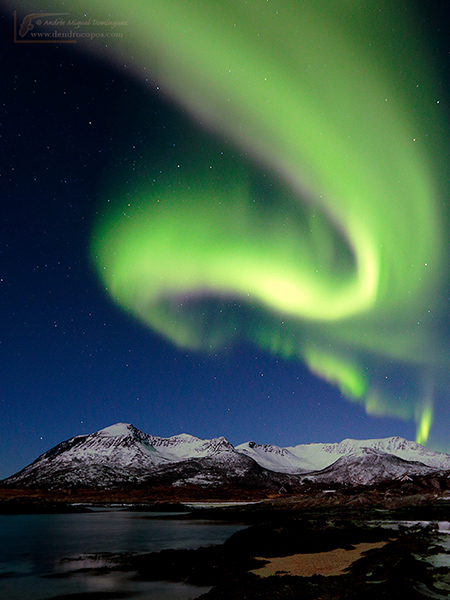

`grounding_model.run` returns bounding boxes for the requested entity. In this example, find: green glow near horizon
[416,405,434,446]
[25,0,447,444]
